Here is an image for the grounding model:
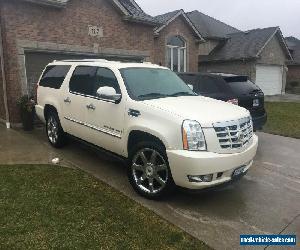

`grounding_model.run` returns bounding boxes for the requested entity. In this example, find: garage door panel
[256,65,283,96]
